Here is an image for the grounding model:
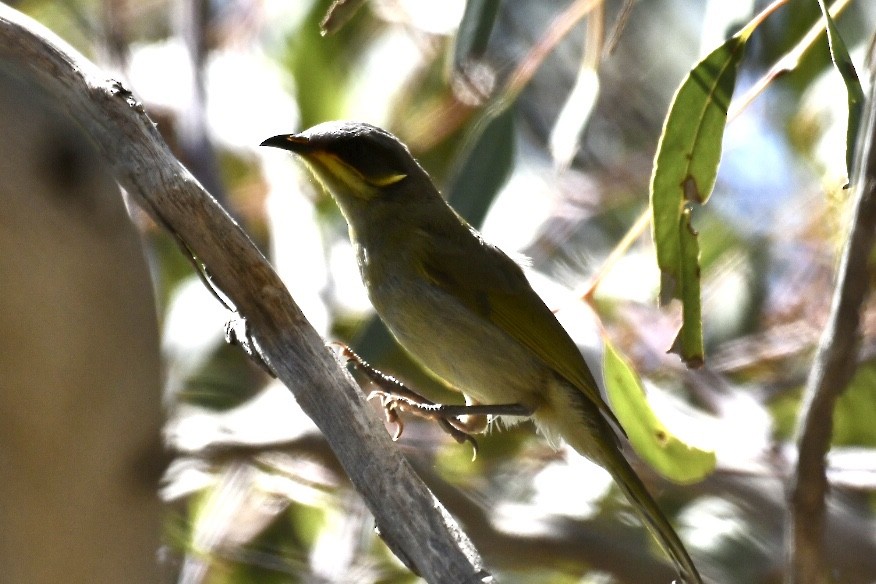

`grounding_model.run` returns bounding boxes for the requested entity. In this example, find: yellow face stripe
[310,151,406,195]
[305,152,376,200]
[370,172,407,187]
